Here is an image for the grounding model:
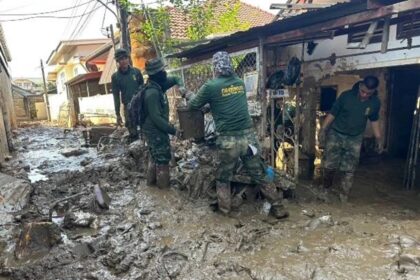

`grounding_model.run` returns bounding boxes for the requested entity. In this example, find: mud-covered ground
[1,123,420,280]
